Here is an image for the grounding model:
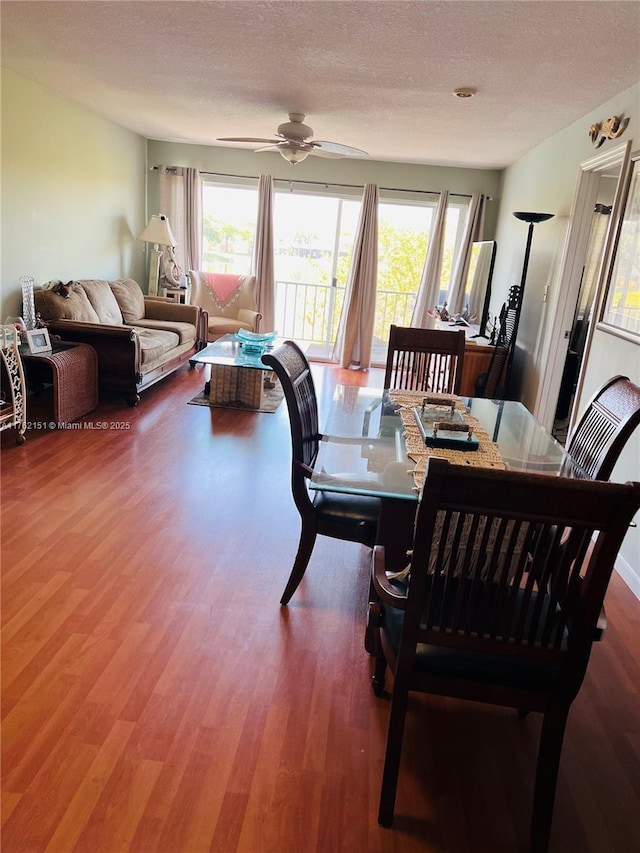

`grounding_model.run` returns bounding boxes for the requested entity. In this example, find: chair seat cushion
[314,490,380,545]
[208,316,255,336]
